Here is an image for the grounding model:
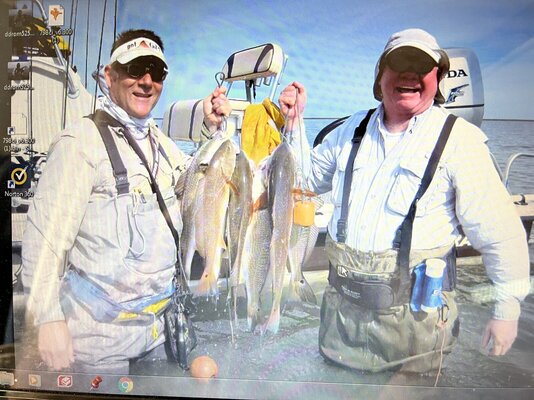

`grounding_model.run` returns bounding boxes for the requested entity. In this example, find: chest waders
[71,111,196,369]
[93,111,197,369]
[319,111,461,373]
